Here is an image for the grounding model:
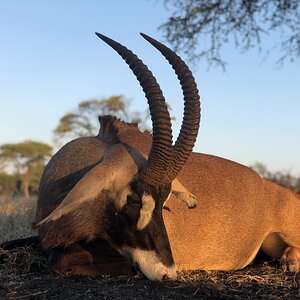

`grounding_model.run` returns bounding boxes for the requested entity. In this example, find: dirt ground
[0,246,299,299]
